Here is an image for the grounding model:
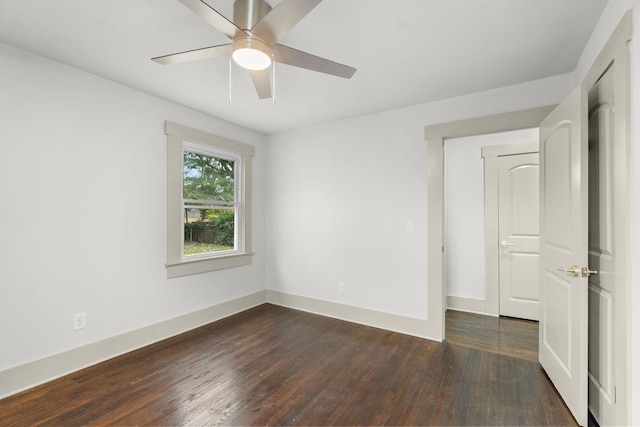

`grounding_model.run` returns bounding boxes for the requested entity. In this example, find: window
[183,142,238,256]
[166,121,254,278]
